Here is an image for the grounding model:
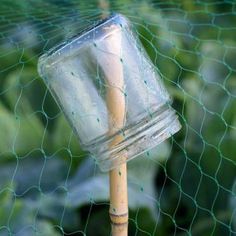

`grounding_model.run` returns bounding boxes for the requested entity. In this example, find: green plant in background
[0,0,235,235]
